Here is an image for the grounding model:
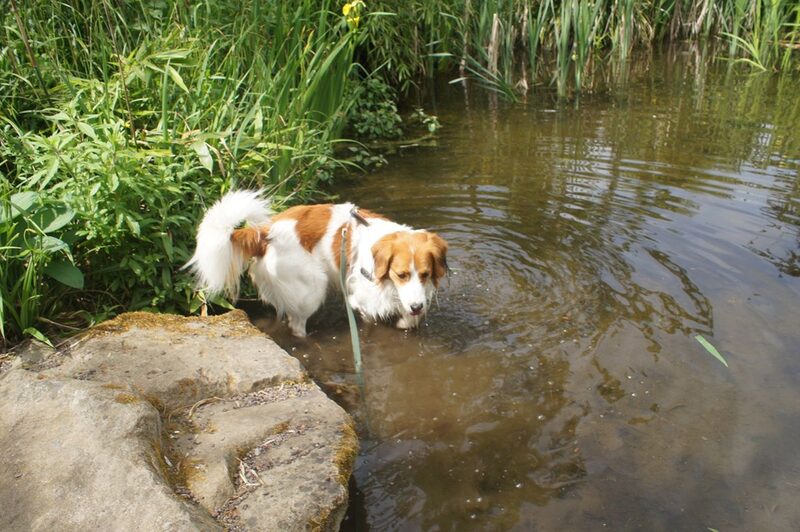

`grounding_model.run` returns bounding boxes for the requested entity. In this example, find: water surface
[250,50,800,530]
